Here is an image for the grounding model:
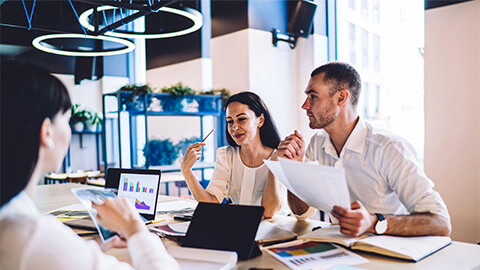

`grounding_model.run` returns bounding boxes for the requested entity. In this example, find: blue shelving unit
[102,91,226,186]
